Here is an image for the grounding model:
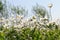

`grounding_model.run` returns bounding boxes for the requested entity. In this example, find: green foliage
[32,4,48,18]
[0,31,5,40]
[0,0,8,18]
[0,1,3,11]
[11,6,27,15]
[0,26,60,40]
